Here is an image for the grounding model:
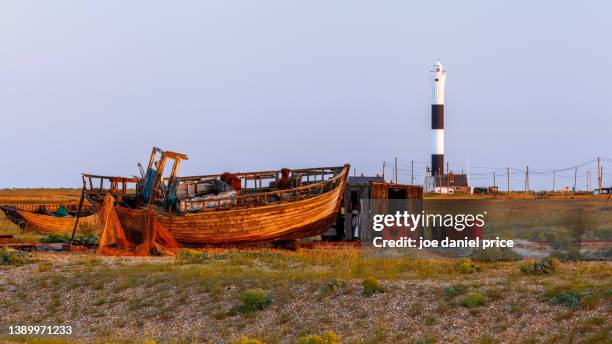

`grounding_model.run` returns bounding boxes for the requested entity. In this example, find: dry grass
[0,250,610,343]
[0,188,82,204]
[424,198,611,241]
